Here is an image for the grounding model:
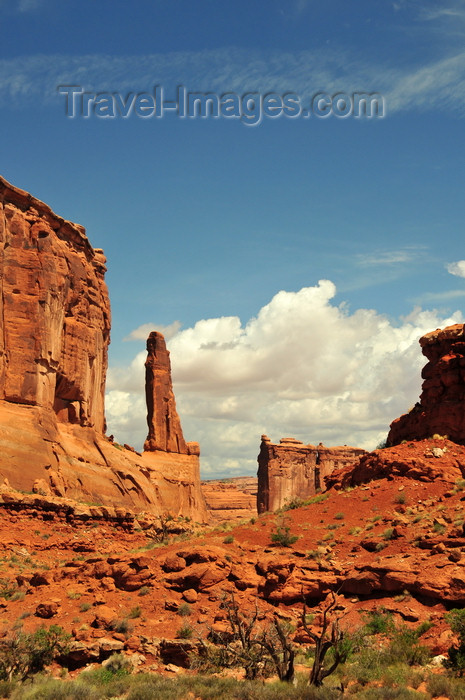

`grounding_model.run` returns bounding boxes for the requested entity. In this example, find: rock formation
[388,324,465,446]
[0,175,207,521]
[0,176,110,429]
[201,477,257,522]
[257,435,366,513]
[144,331,192,454]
